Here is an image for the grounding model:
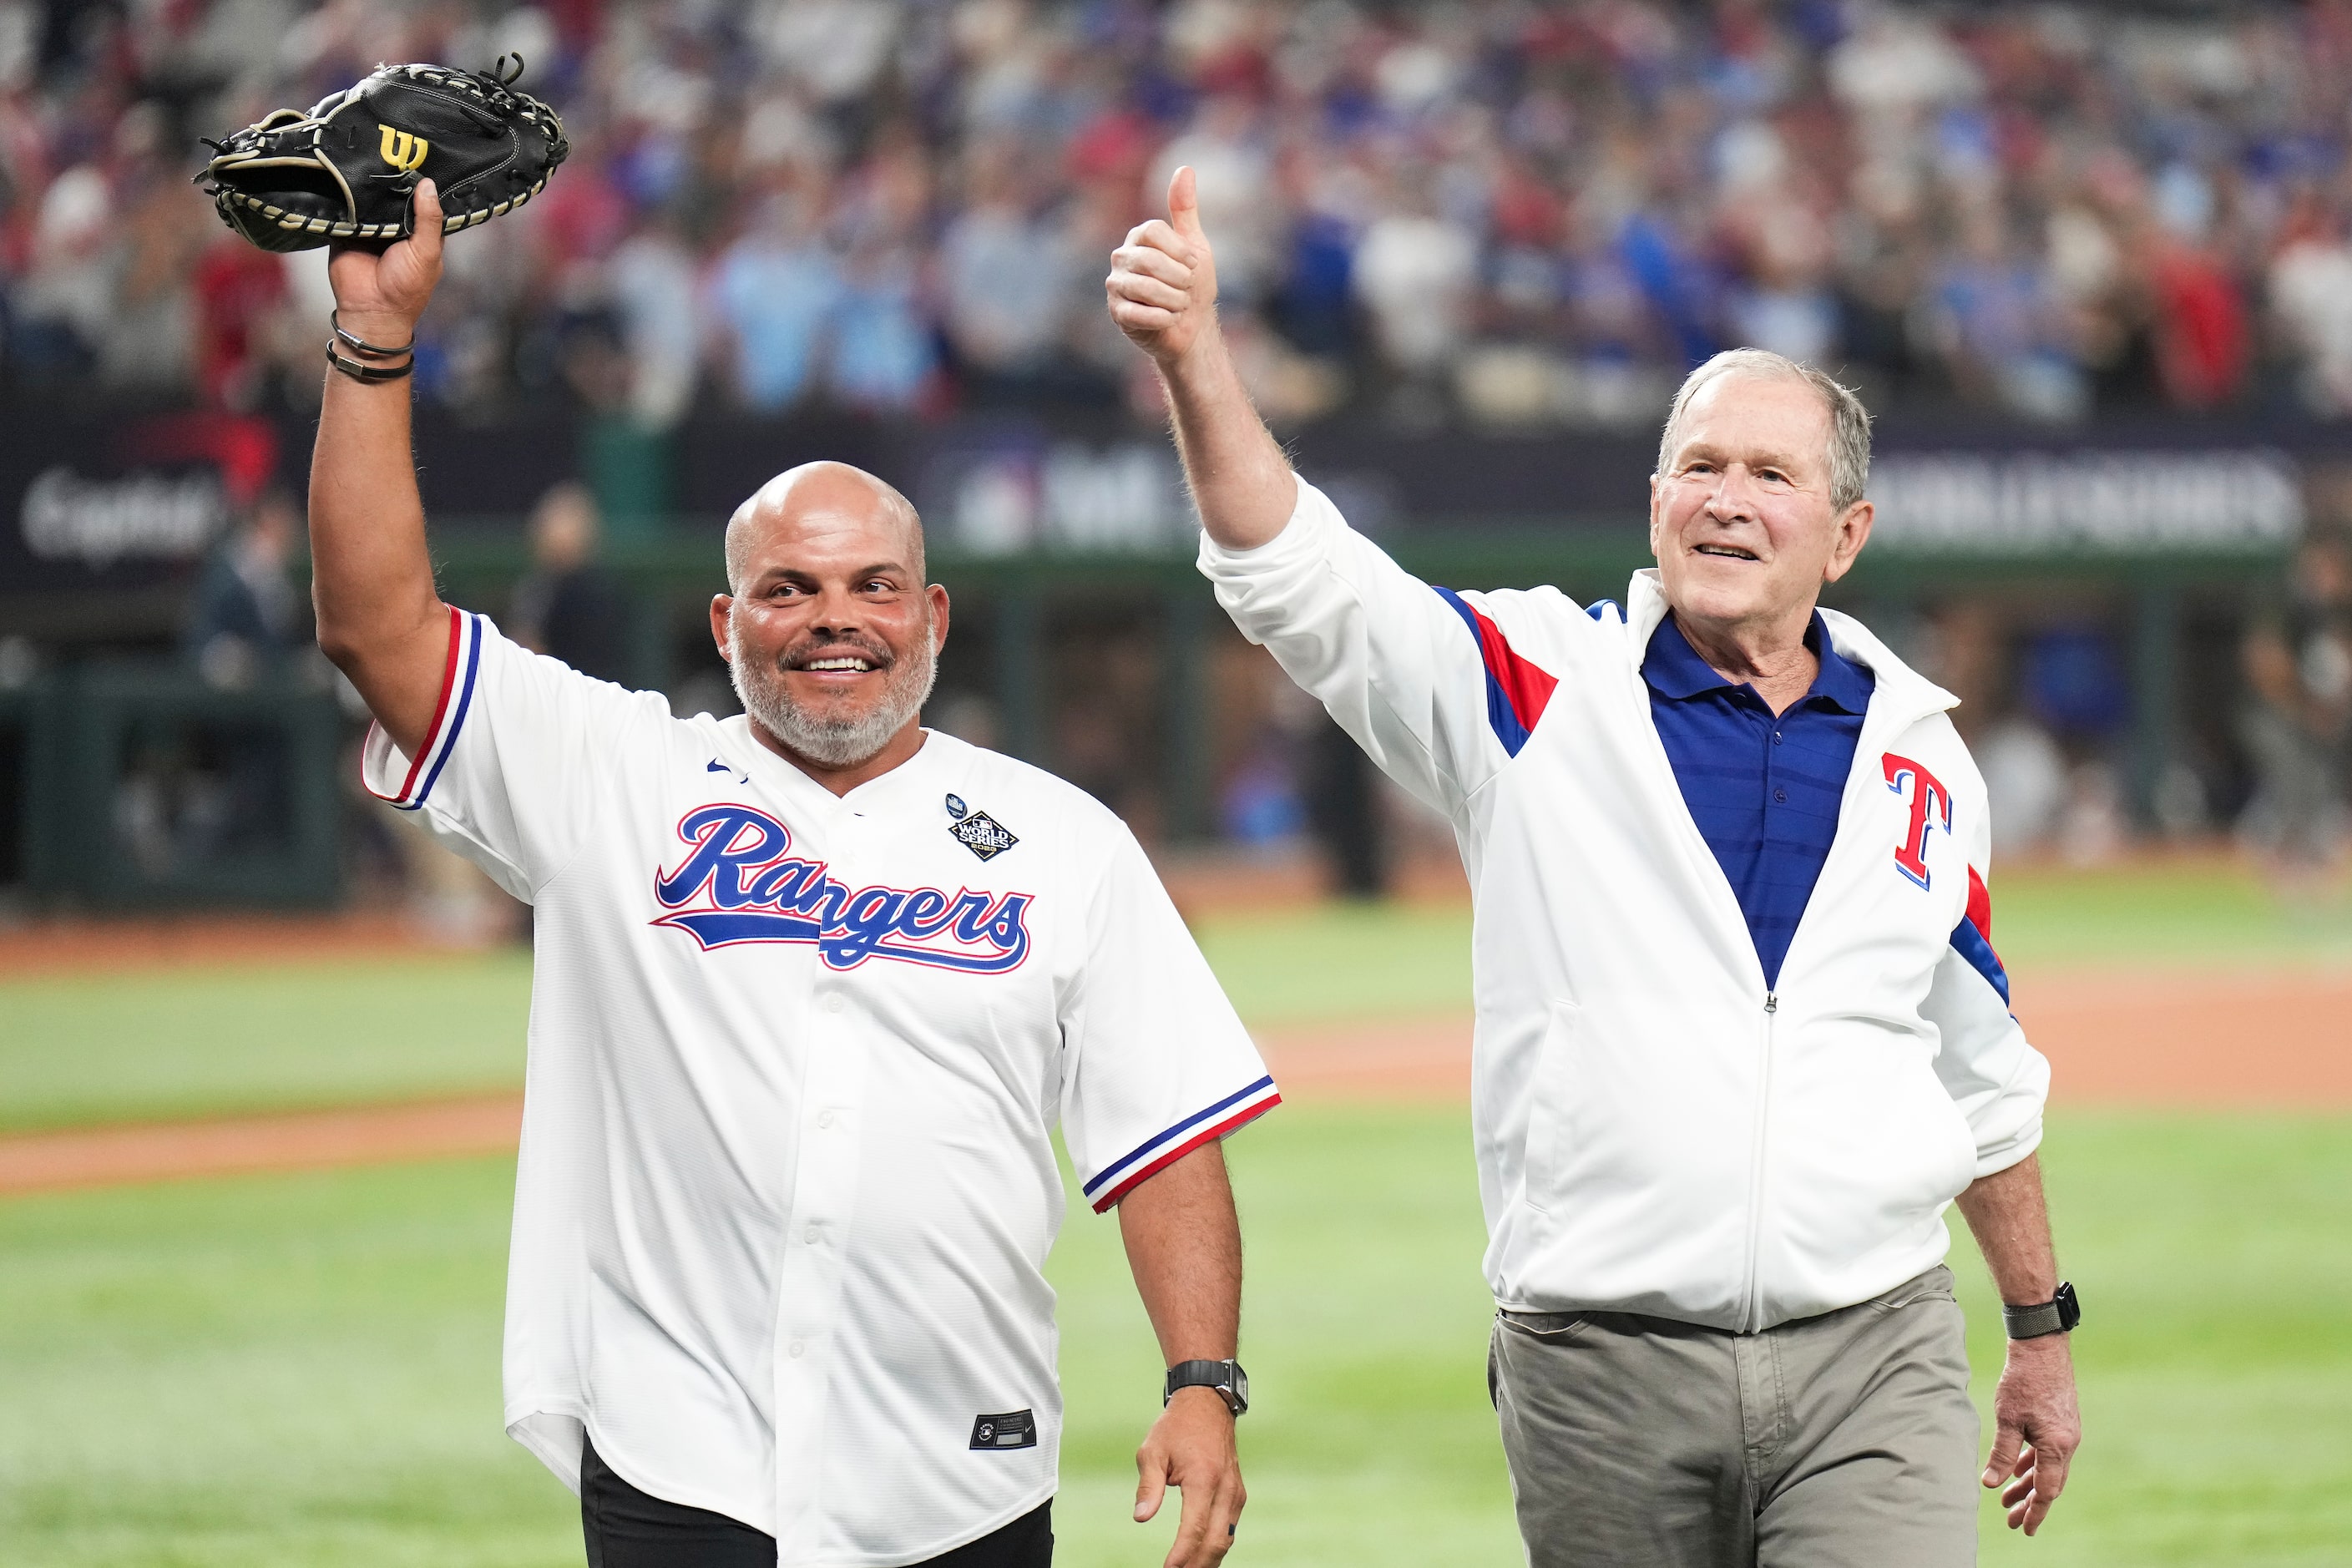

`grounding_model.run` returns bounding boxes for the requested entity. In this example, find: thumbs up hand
[1107,166,1221,367]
